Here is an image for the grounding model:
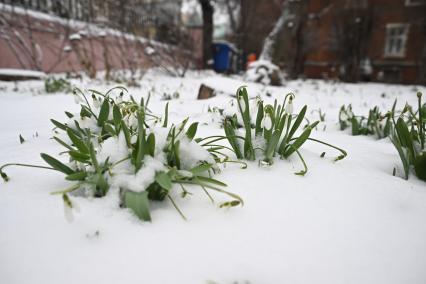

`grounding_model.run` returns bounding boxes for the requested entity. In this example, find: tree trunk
[259,1,291,63]
[199,0,214,68]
